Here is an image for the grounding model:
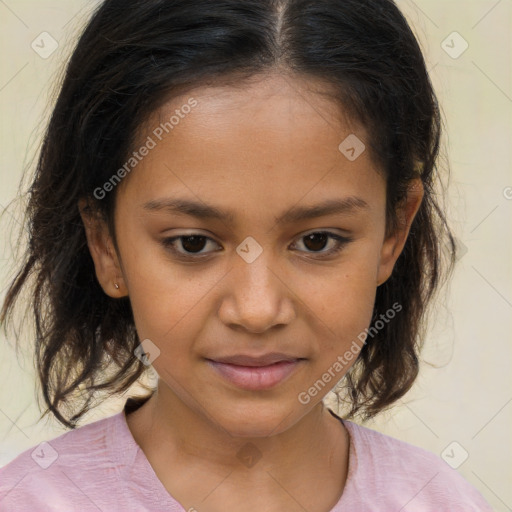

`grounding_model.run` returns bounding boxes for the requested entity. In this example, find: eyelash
[161,232,353,261]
